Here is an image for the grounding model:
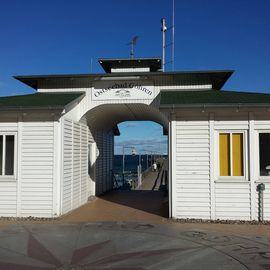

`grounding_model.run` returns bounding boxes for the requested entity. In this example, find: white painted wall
[0,181,17,216]
[215,182,251,220]
[0,115,60,218]
[20,121,55,217]
[0,122,18,217]
[3,73,270,220]
[94,130,114,196]
[61,118,89,215]
[174,115,211,219]
[171,109,270,221]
